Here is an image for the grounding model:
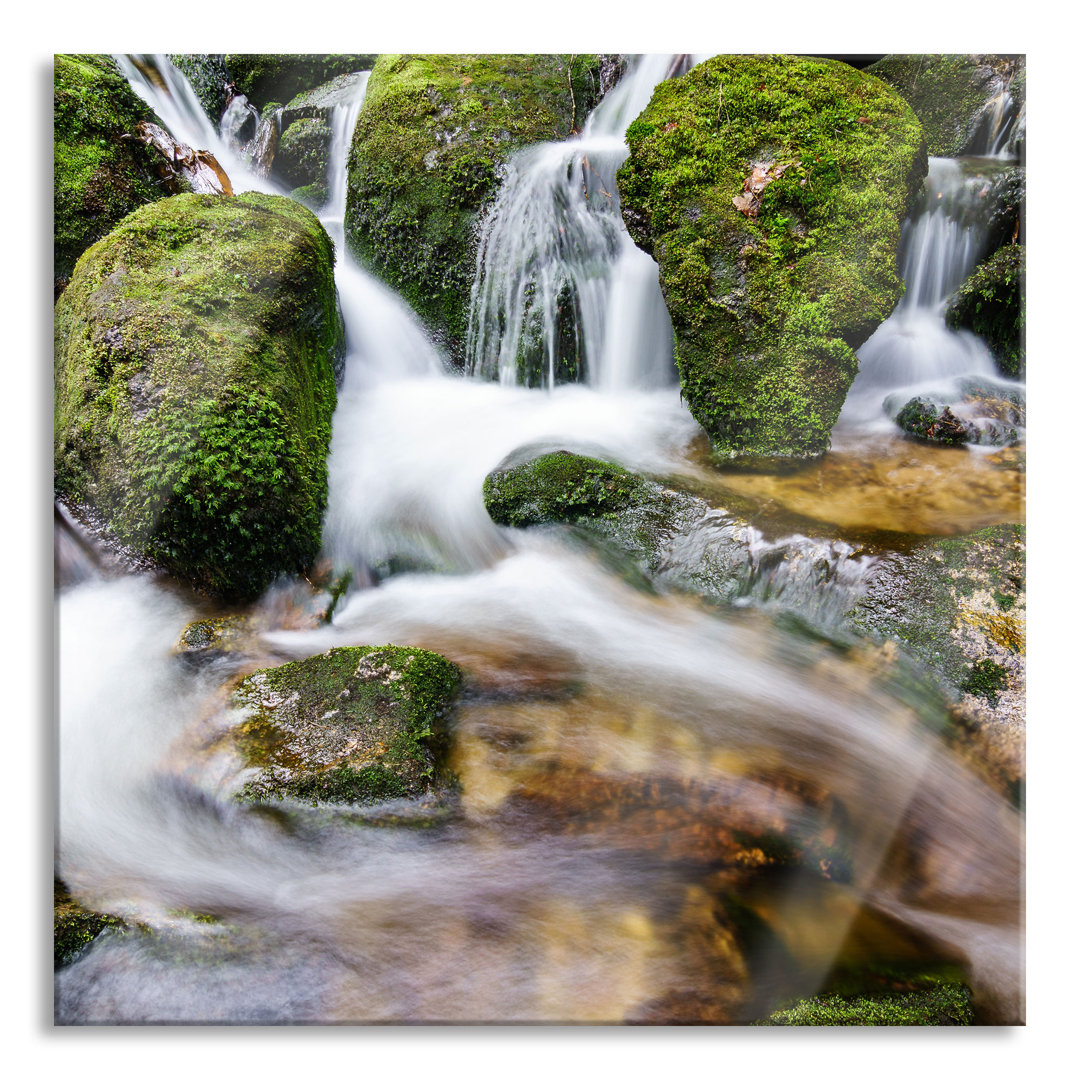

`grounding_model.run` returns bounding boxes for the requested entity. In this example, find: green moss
[345,54,605,364]
[961,659,1009,705]
[54,879,124,968]
[275,117,332,190]
[231,645,462,807]
[483,451,646,527]
[946,245,1025,379]
[846,524,1025,696]
[224,54,377,112]
[53,54,175,293]
[867,54,1021,157]
[168,55,231,123]
[618,54,926,460]
[756,982,972,1025]
[53,191,344,601]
